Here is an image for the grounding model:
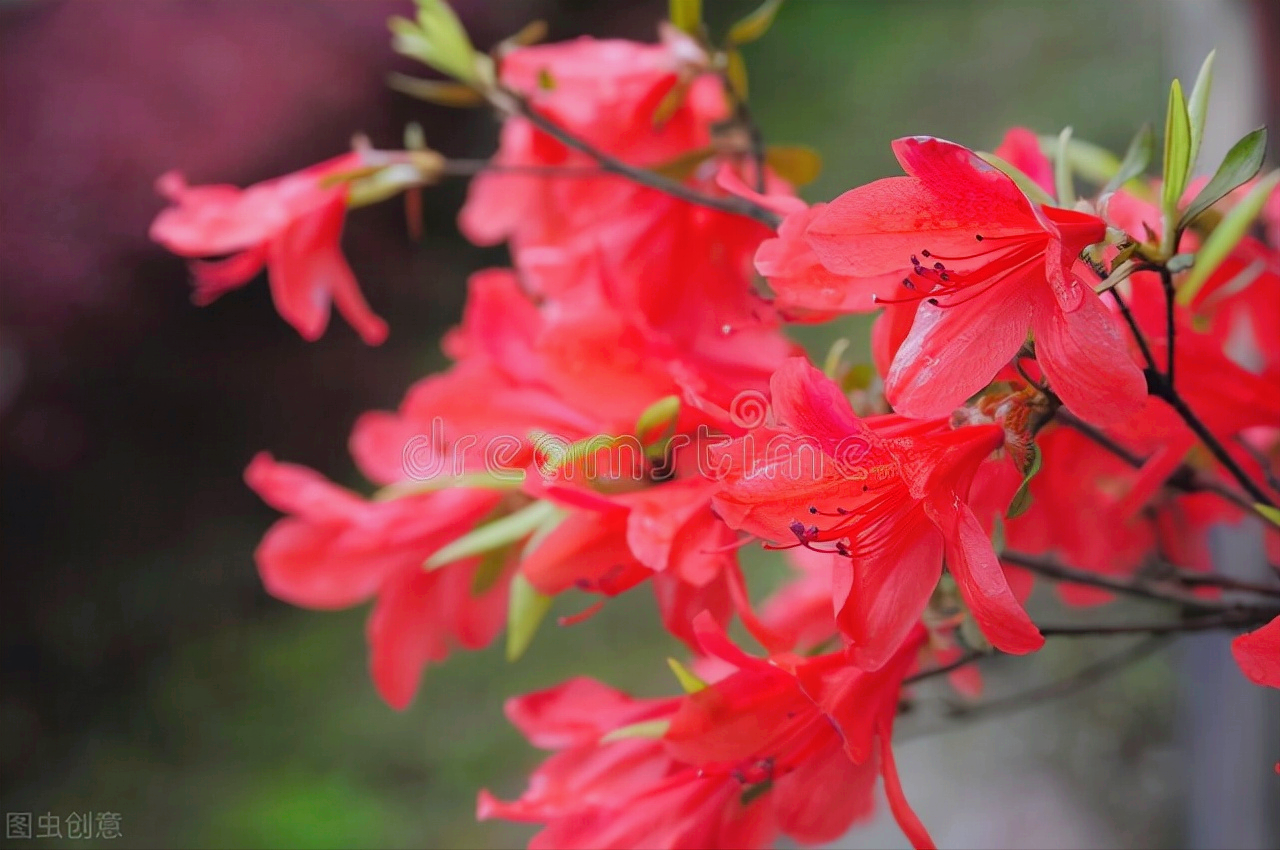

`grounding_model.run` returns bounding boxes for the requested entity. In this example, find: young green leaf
[977,152,1056,206]
[1179,127,1268,228]
[1103,124,1155,195]
[425,500,560,569]
[600,719,671,743]
[725,48,749,101]
[390,0,485,84]
[669,0,701,34]
[667,657,708,693]
[506,573,554,662]
[1007,442,1042,519]
[1054,126,1076,206]
[727,0,785,46]
[1162,79,1192,218]
[387,73,485,107]
[1186,51,1216,172]
[1176,170,1280,306]
[1039,134,1121,187]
